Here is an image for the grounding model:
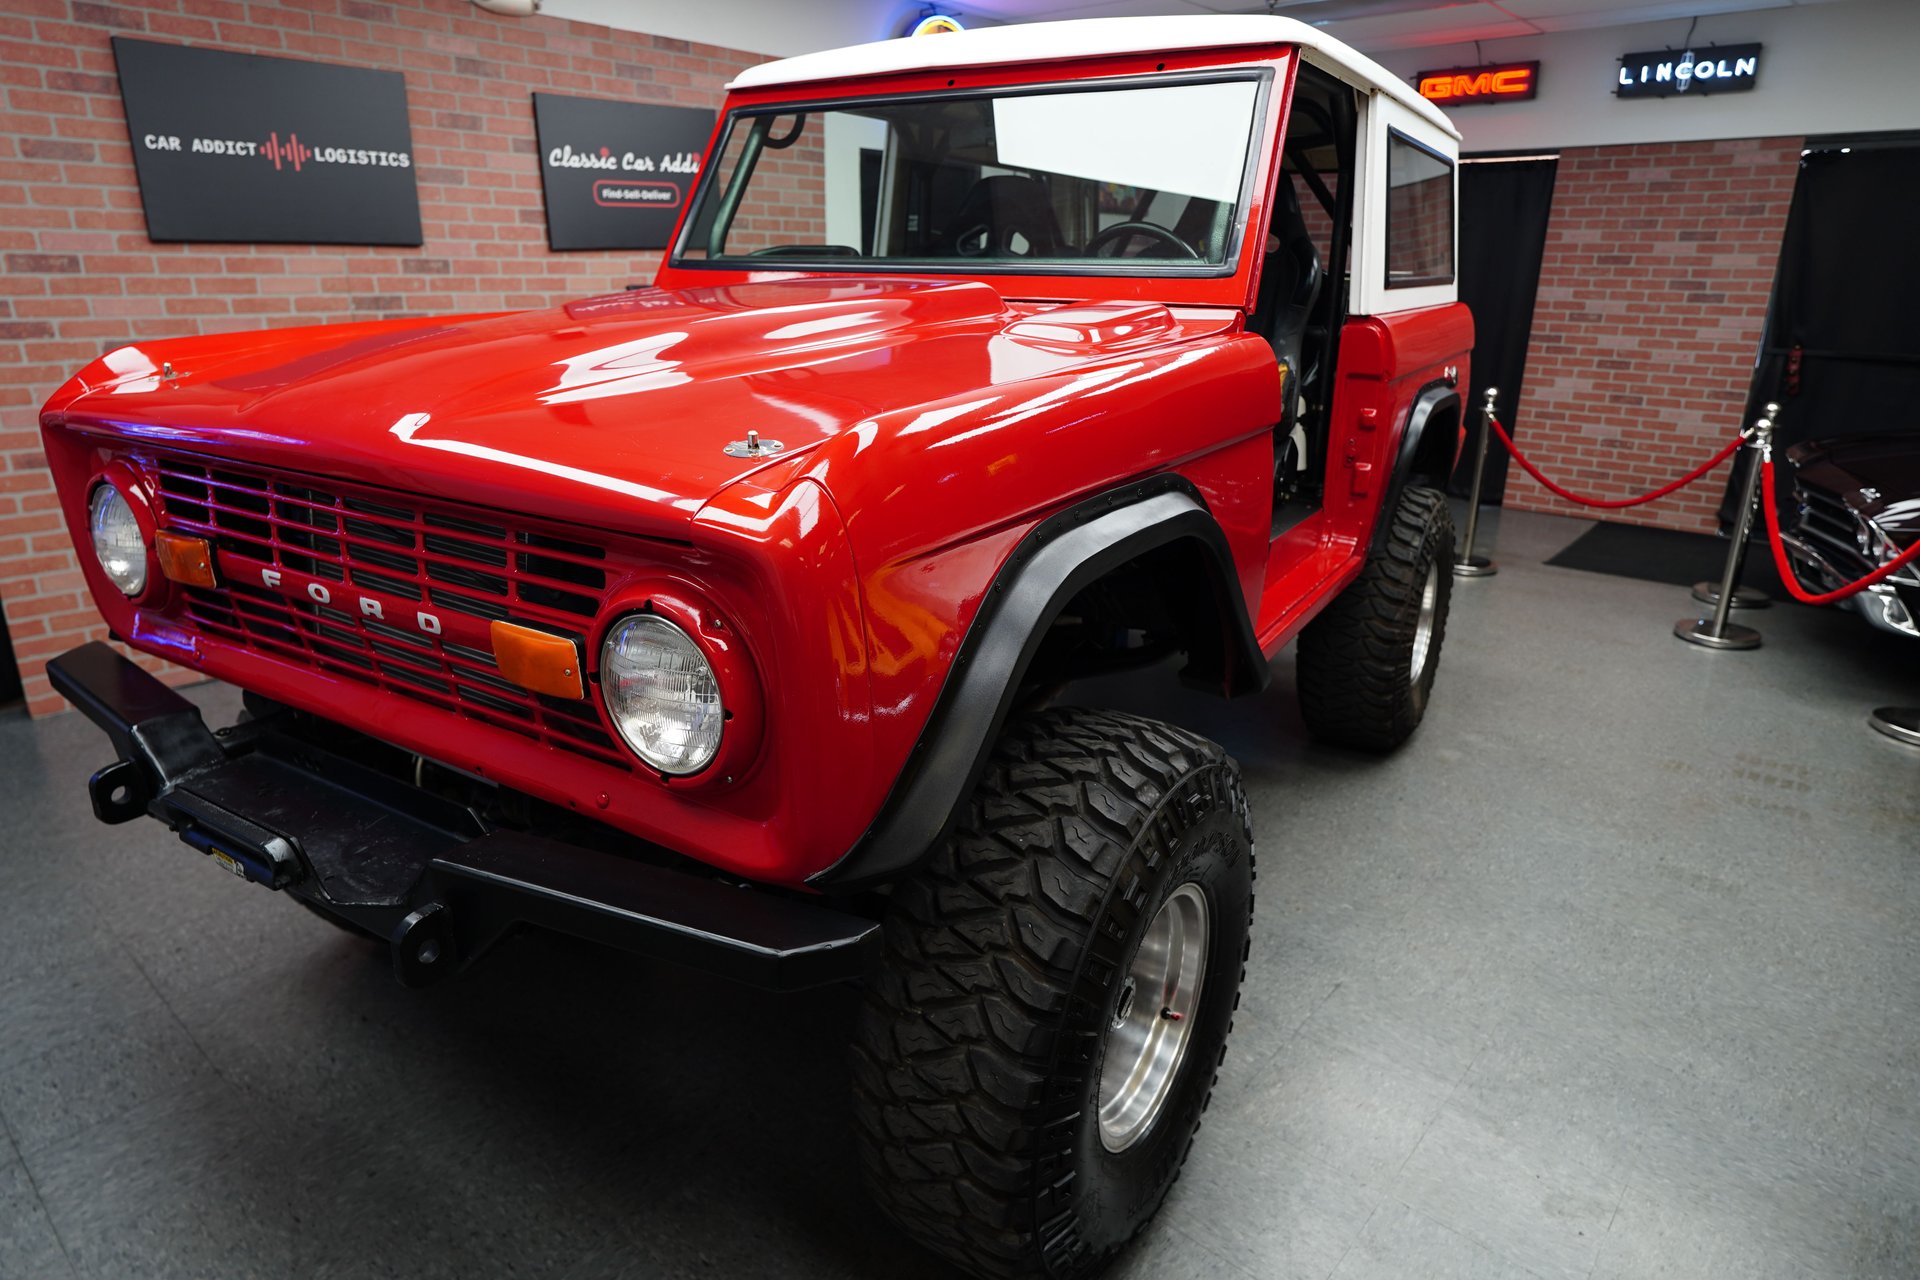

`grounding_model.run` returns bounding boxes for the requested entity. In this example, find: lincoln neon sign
[1417,62,1539,106]
[1616,44,1763,98]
